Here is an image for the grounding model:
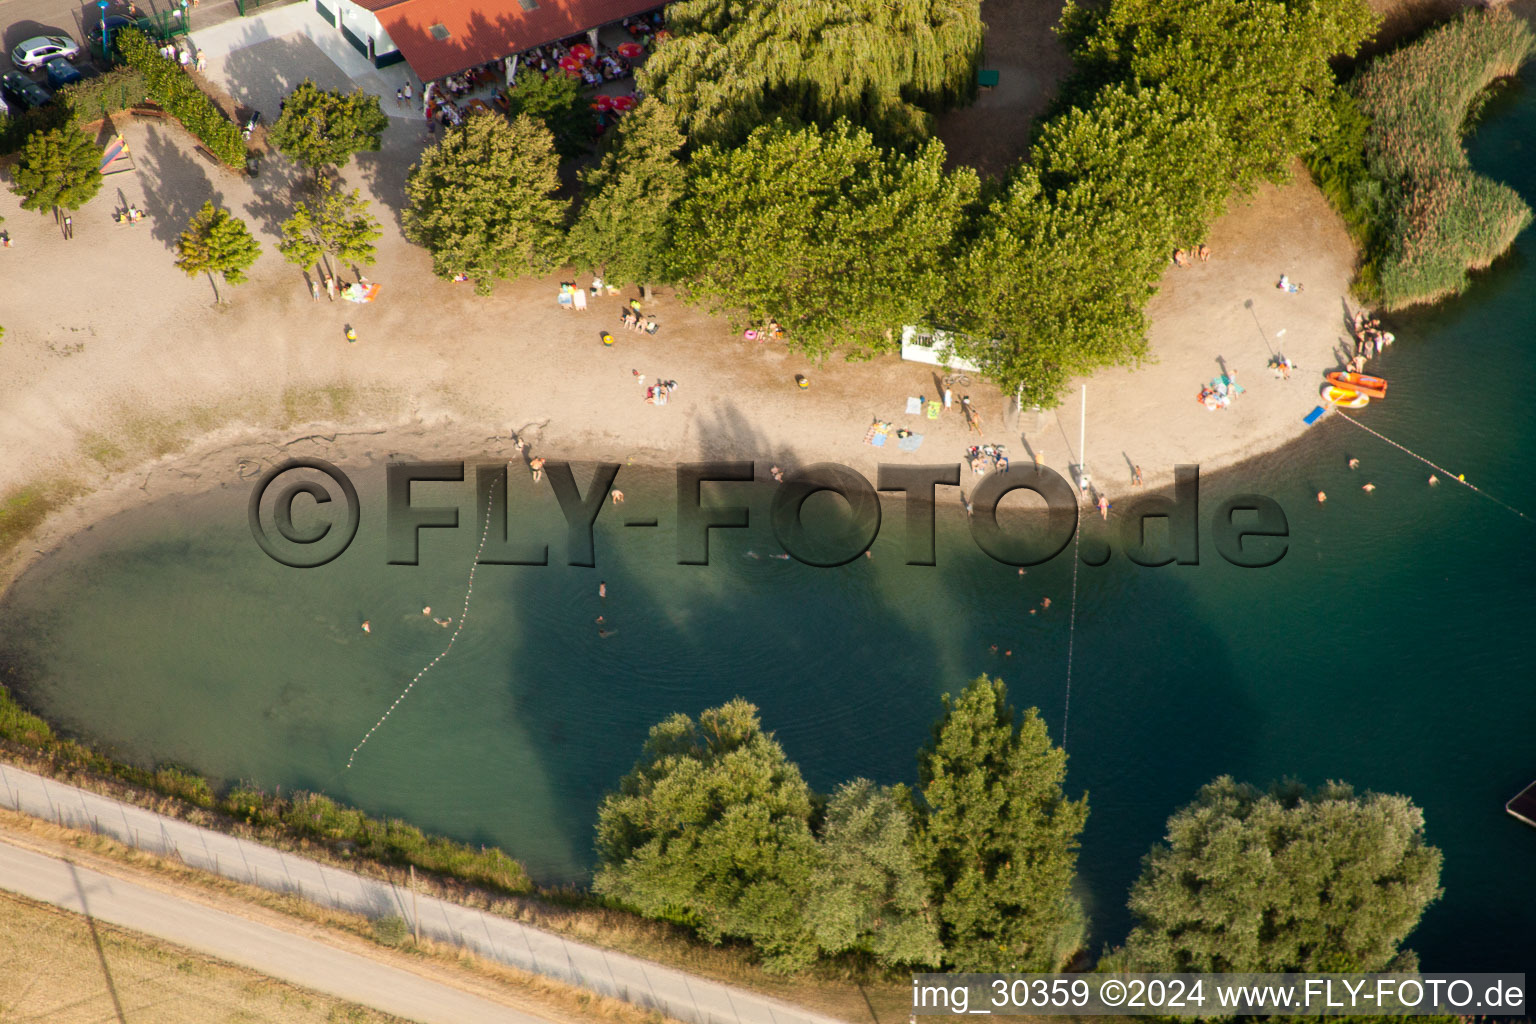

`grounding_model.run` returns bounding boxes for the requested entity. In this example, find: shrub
[371,914,410,946]
[1346,9,1536,307]
[153,765,215,808]
[114,28,245,167]
[59,67,148,124]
